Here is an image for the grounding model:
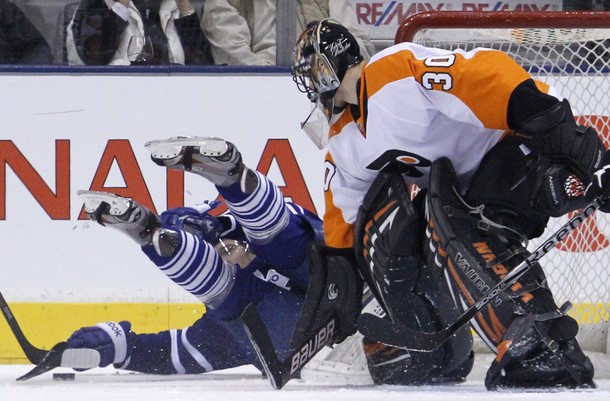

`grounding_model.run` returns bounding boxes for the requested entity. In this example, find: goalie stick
[0,290,101,380]
[241,304,337,389]
[358,198,601,352]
